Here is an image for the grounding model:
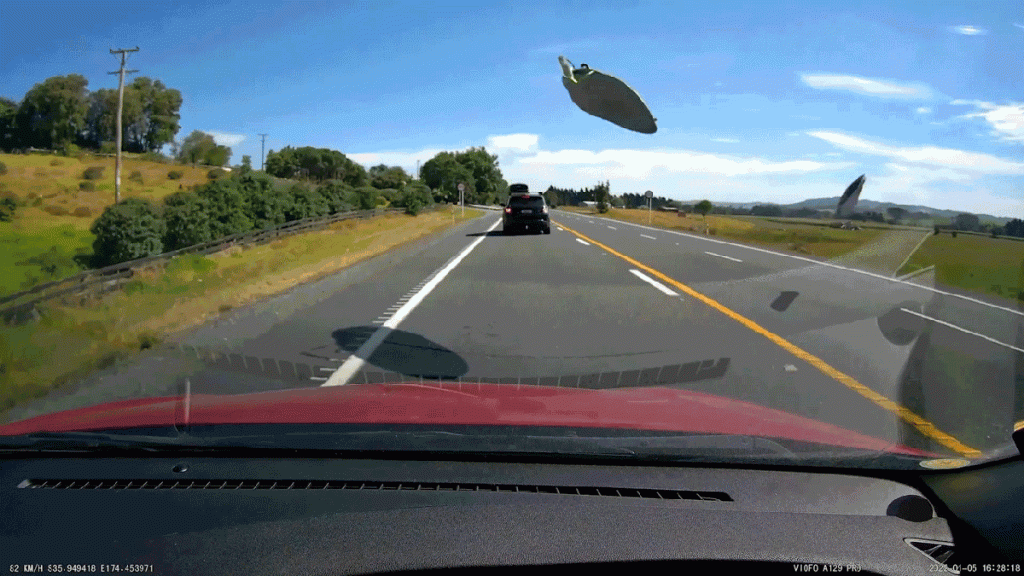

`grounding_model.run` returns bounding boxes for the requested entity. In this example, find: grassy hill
[0,152,228,297]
